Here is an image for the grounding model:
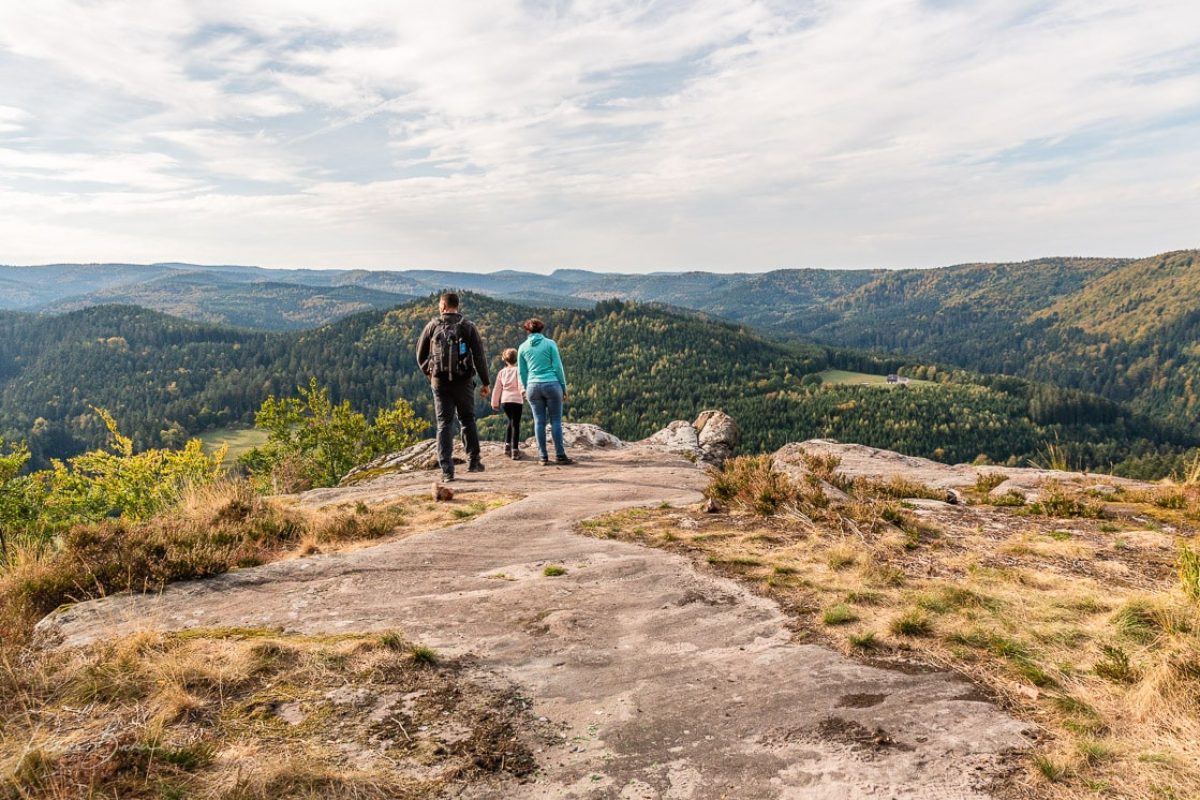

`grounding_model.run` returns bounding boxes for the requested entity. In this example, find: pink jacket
[491,365,525,407]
